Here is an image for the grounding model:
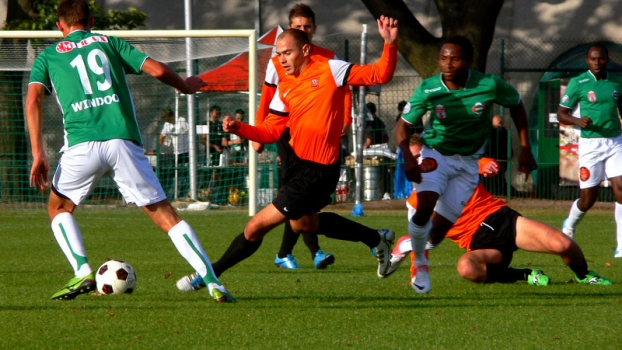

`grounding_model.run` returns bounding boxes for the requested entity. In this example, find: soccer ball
[96,260,137,295]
